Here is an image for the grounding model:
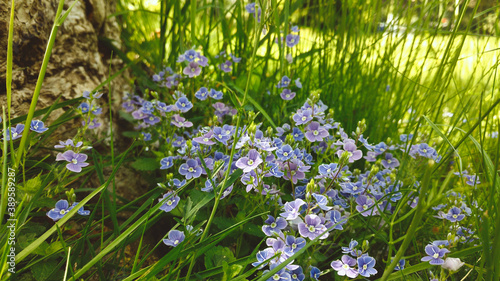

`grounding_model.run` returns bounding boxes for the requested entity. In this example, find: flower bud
[285,134,295,144]
[339,150,351,165]
[248,123,257,135]
[441,257,464,271]
[185,140,193,151]
[306,179,316,193]
[369,165,379,178]
[266,126,274,137]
